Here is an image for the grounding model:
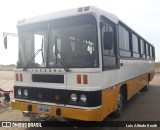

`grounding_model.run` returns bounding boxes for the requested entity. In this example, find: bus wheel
[114,89,123,118]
